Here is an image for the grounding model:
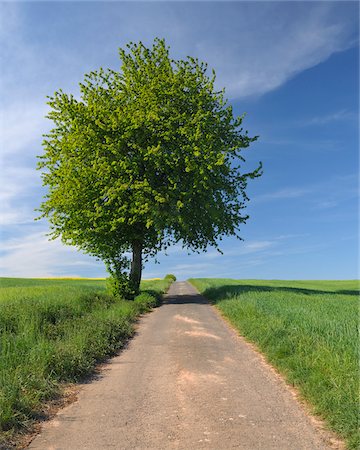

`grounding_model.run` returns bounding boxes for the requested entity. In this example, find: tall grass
[0,277,172,444]
[189,278,359,450]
